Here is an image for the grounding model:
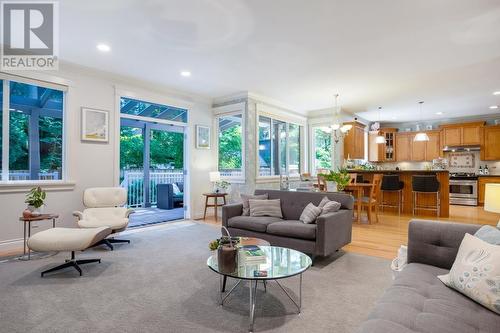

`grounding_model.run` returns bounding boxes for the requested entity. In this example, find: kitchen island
[347,170,449,217]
